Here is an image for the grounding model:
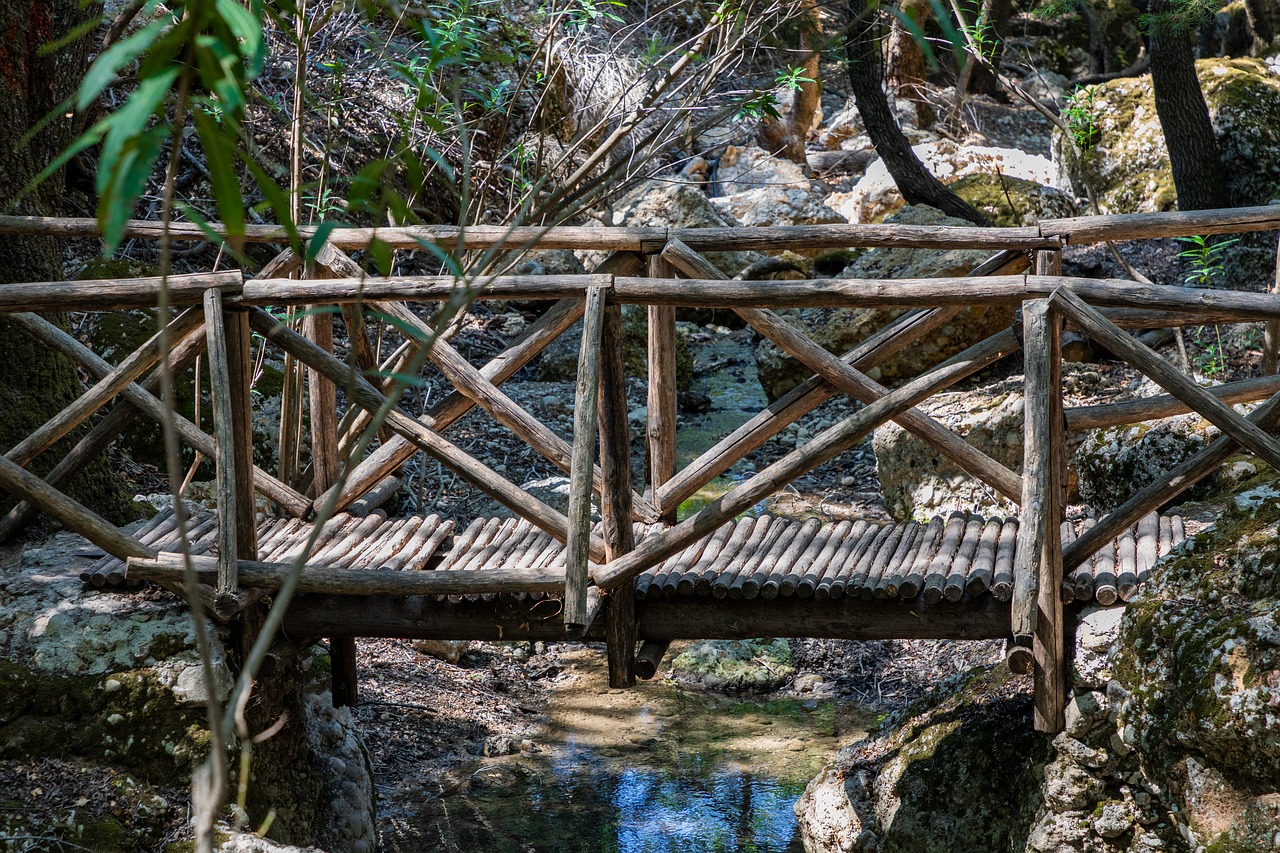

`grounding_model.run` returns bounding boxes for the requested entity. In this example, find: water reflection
[405,738,807,853]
